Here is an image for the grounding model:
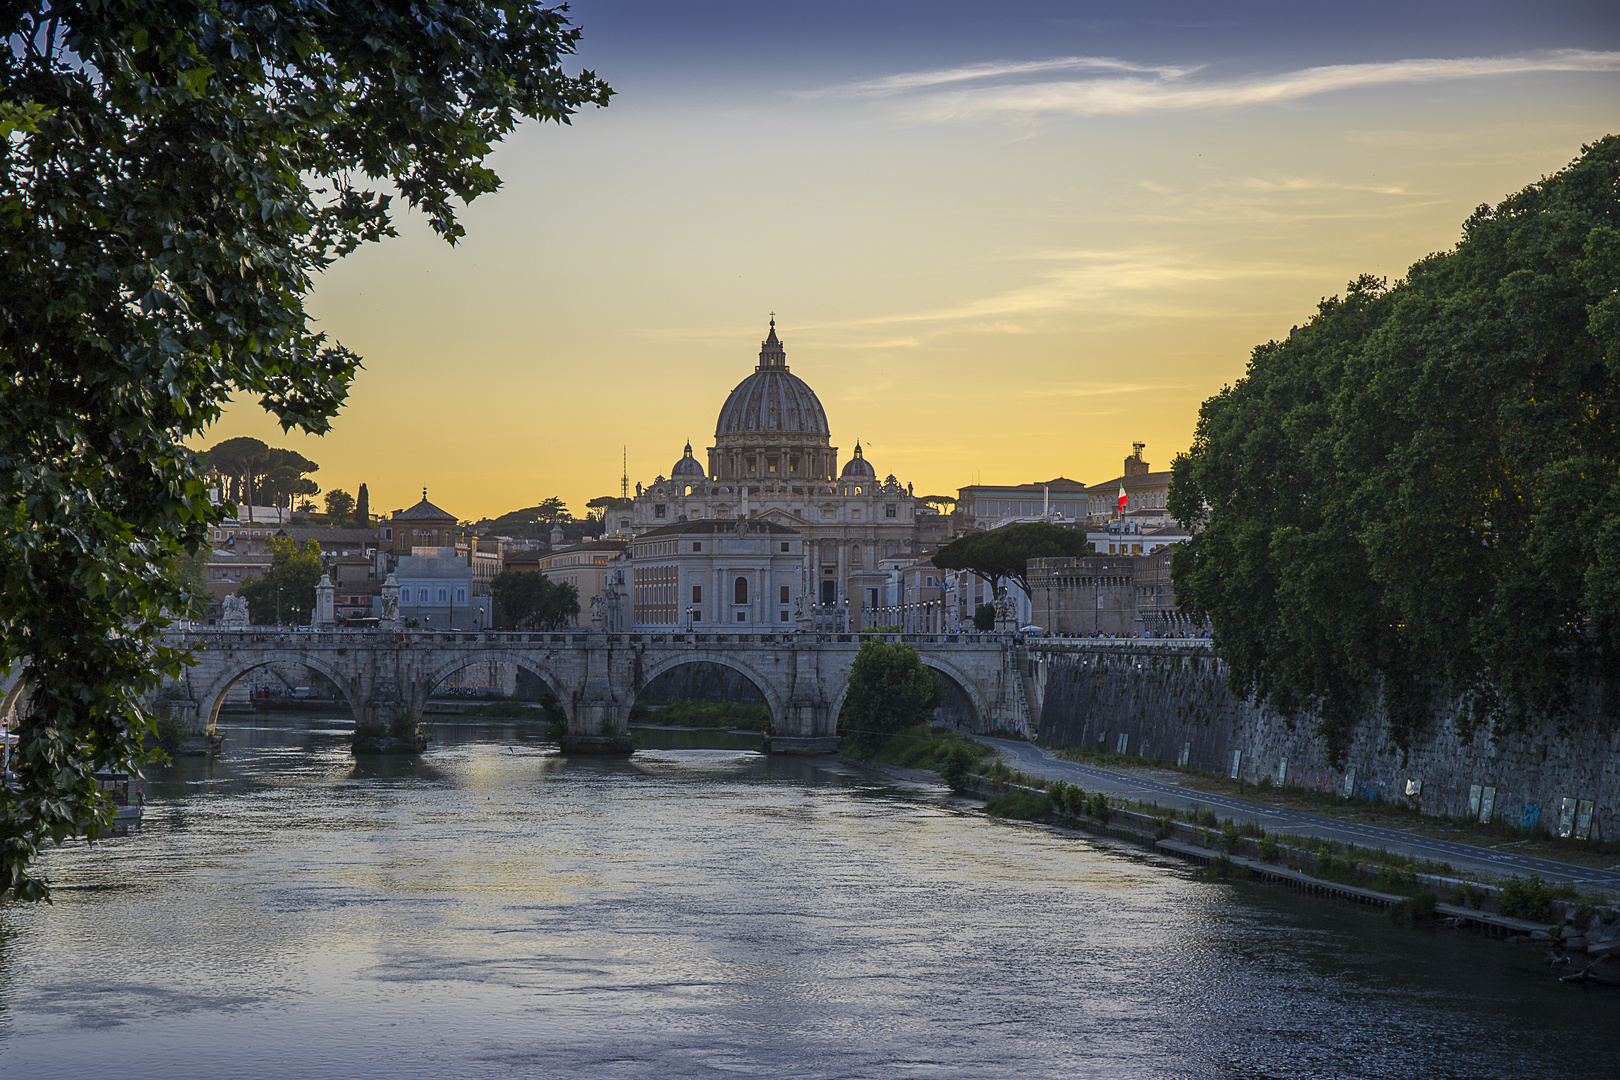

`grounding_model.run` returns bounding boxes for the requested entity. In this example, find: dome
[841,442,876,478]
[714,320,830,439]
[671,441,705,478]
